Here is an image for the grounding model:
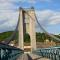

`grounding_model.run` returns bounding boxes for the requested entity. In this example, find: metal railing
[33,46,60,60]
[0,43,24,60]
